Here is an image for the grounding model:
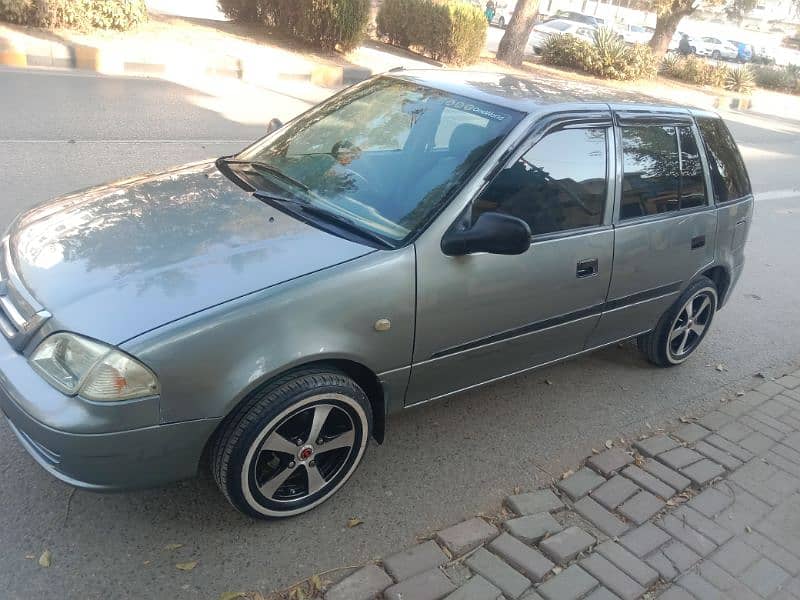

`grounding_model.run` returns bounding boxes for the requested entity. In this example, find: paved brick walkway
[322,369,800,600]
